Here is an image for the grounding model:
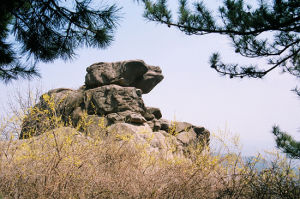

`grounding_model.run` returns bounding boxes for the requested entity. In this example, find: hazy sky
[1,0,299,156]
